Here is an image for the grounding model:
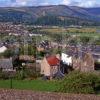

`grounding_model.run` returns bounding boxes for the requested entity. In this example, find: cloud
[77,0,97,7]
[12,0,32,6]
[0,0,99,7]
[62,0,71,5]
[11,0,50,6]
[61,0,99,7]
